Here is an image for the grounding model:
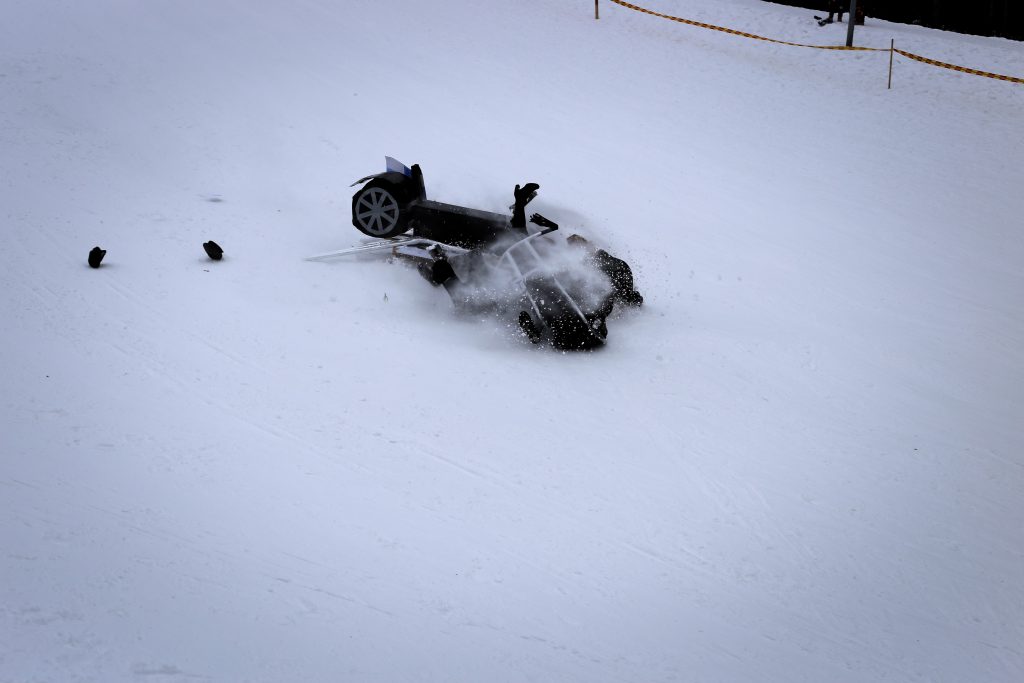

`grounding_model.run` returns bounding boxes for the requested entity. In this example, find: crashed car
[328,158,642,350]
[350,156,528,248]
